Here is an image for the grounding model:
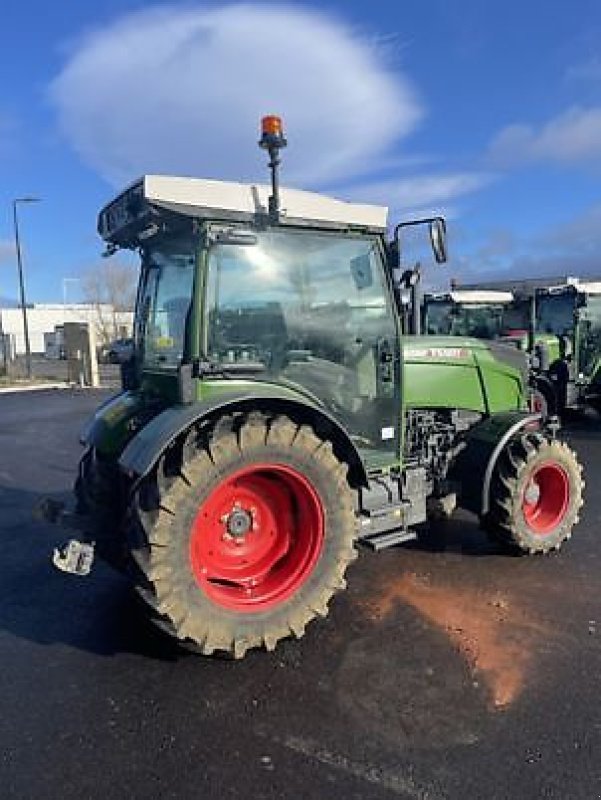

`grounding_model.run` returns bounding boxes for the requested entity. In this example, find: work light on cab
[258,114,288,223]
[259,115,286,148]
